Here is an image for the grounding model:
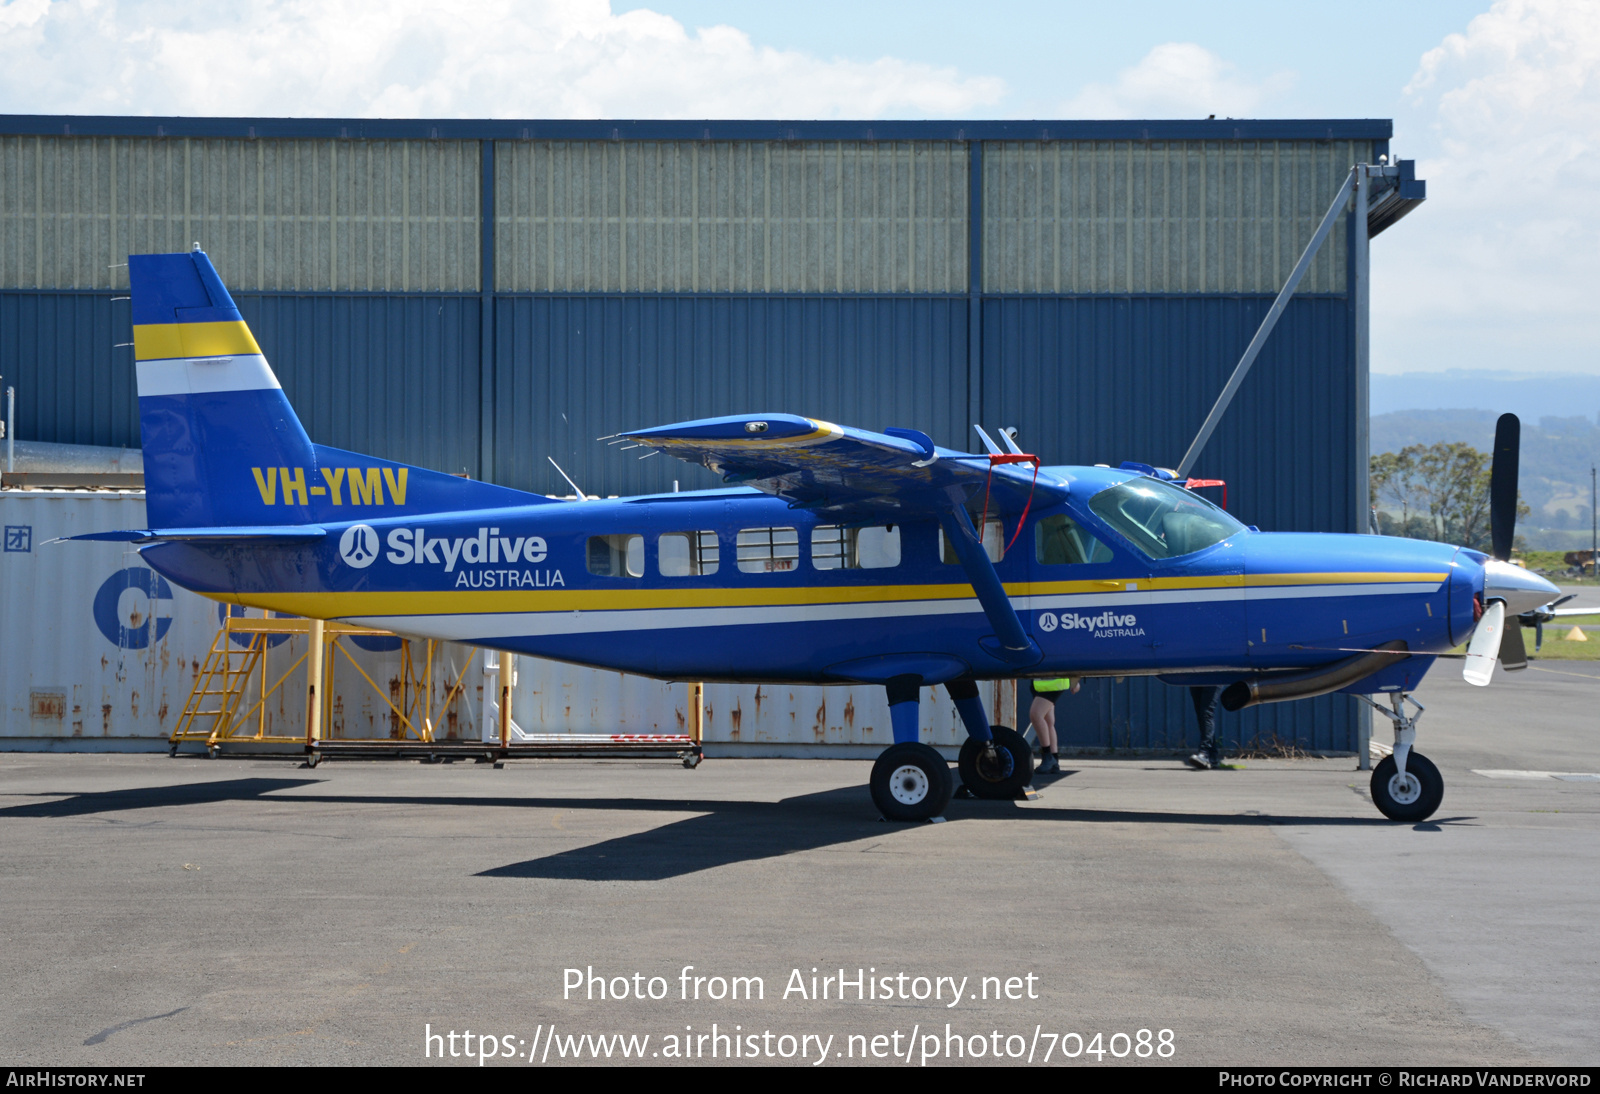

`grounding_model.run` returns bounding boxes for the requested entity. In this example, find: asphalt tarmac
[1,660,1595,1067]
